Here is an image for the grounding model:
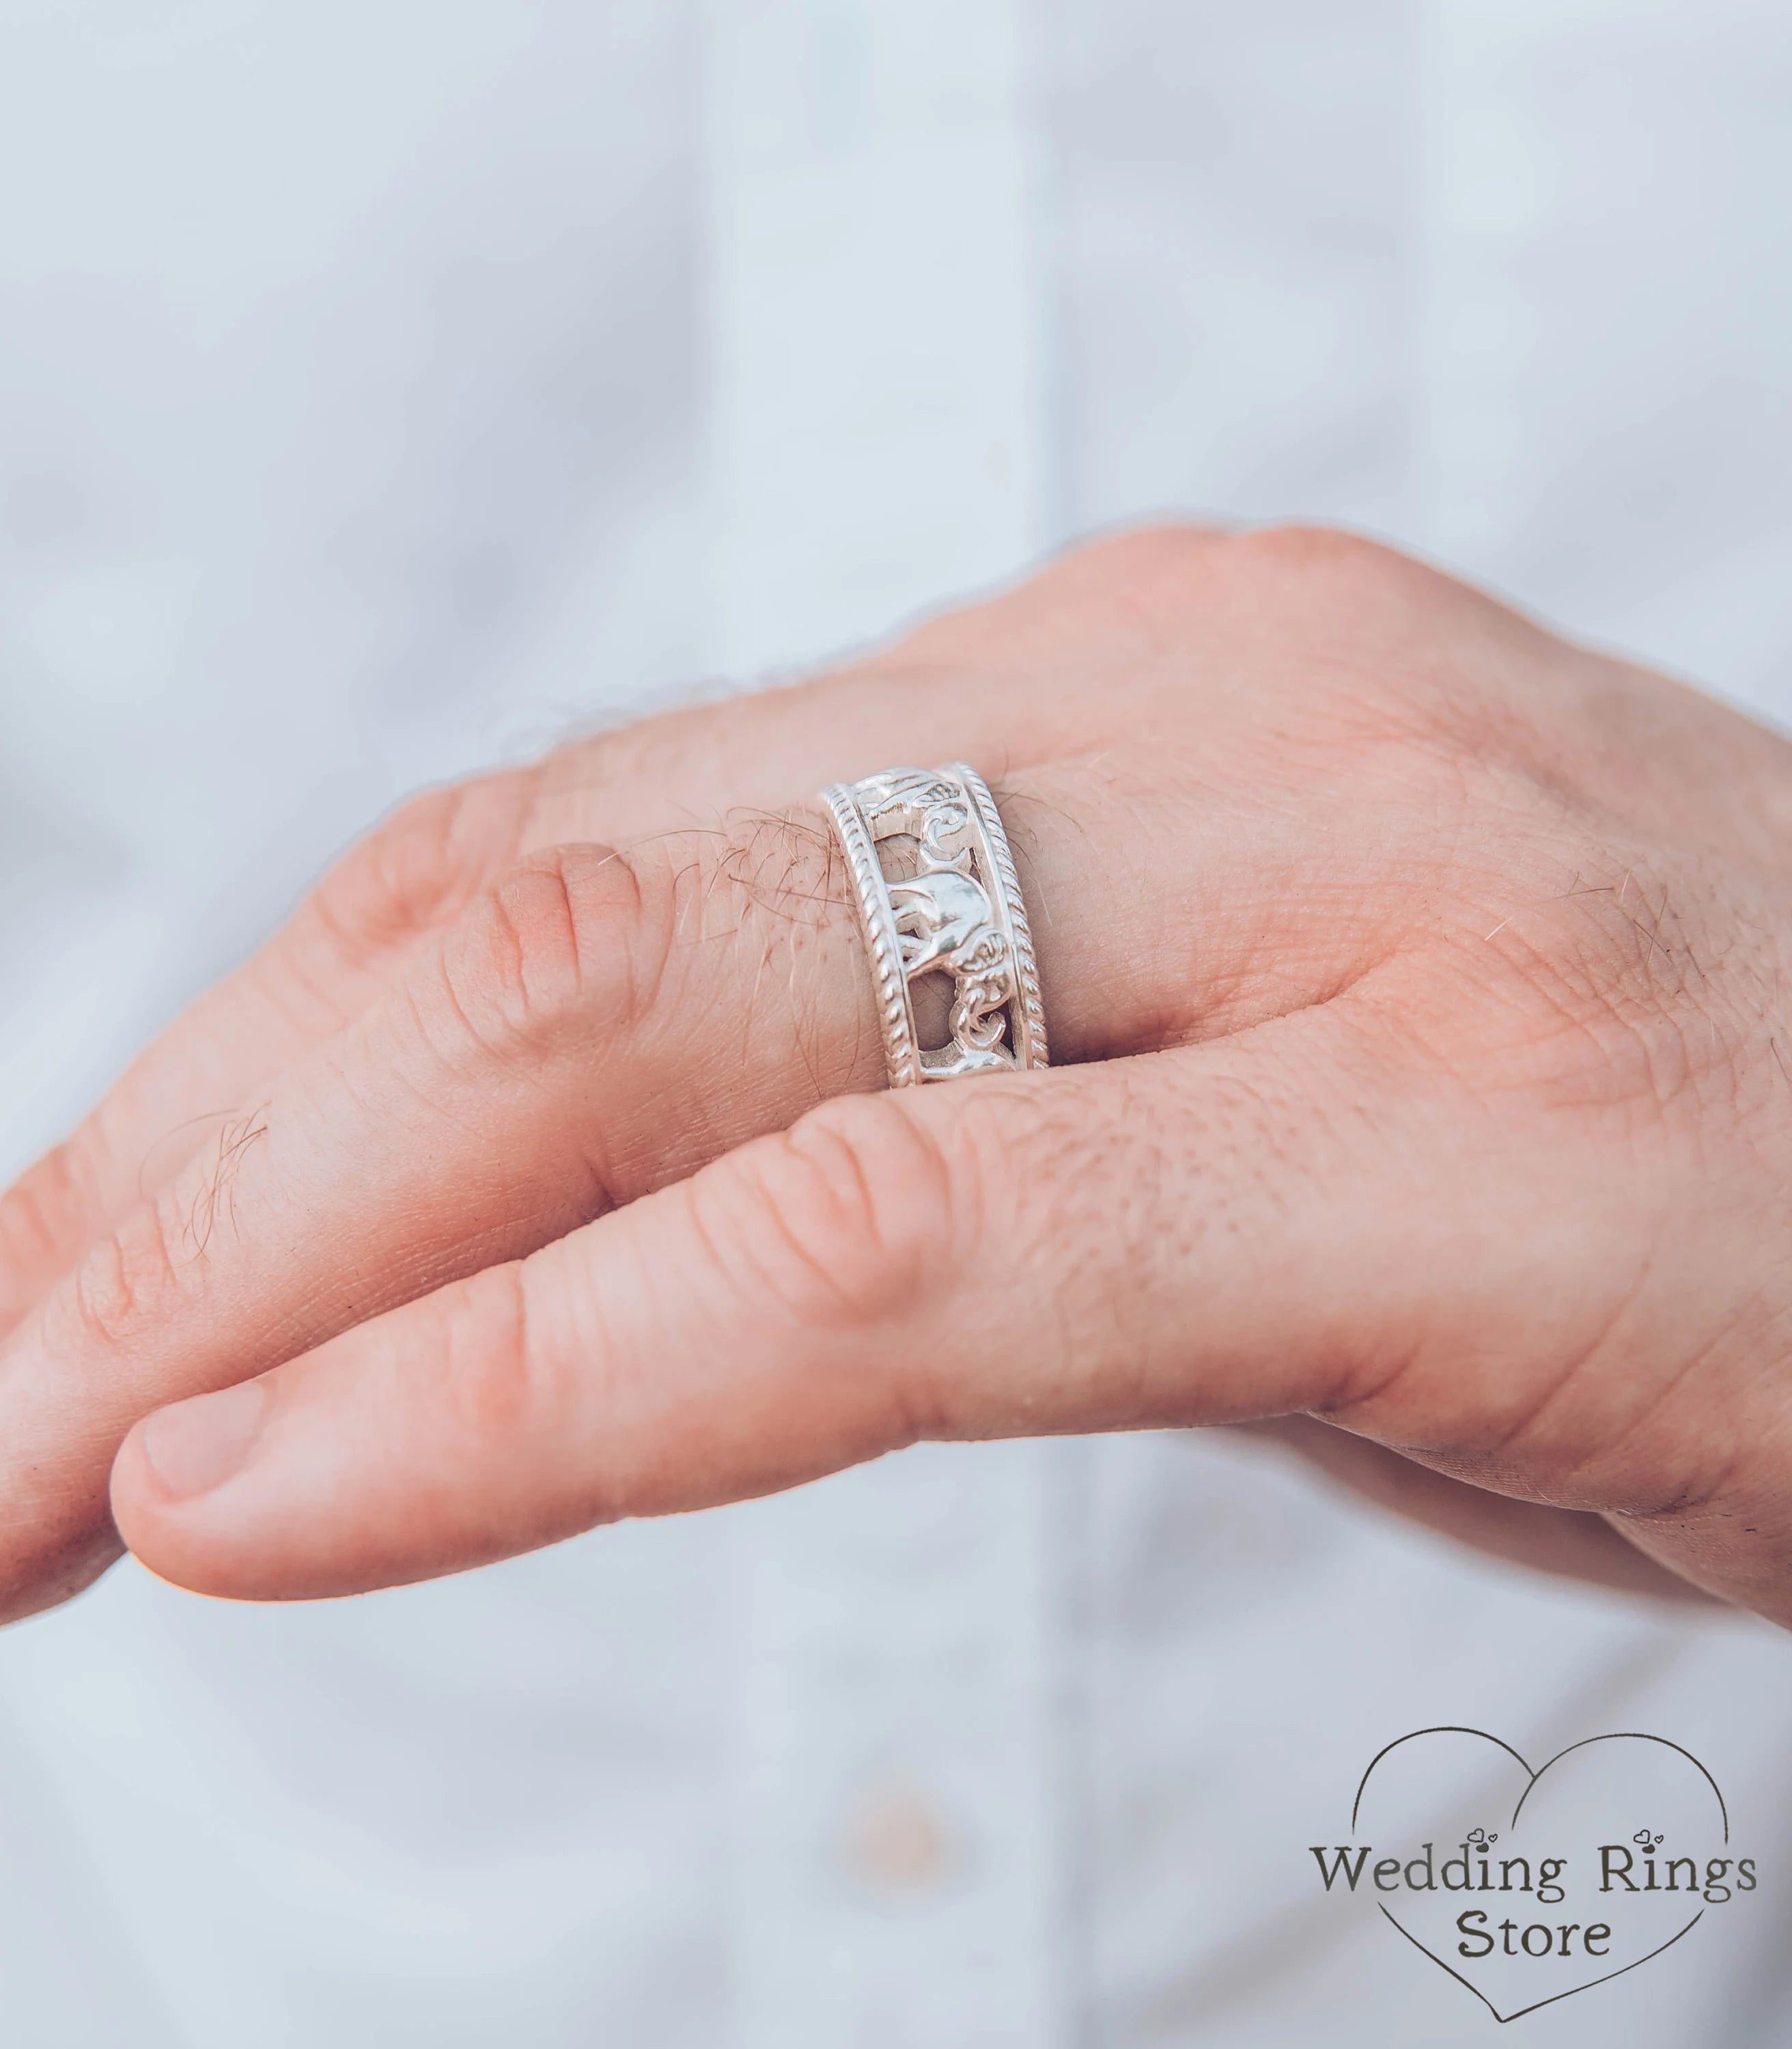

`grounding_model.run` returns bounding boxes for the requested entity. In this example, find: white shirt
[2,3,1791,2042]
